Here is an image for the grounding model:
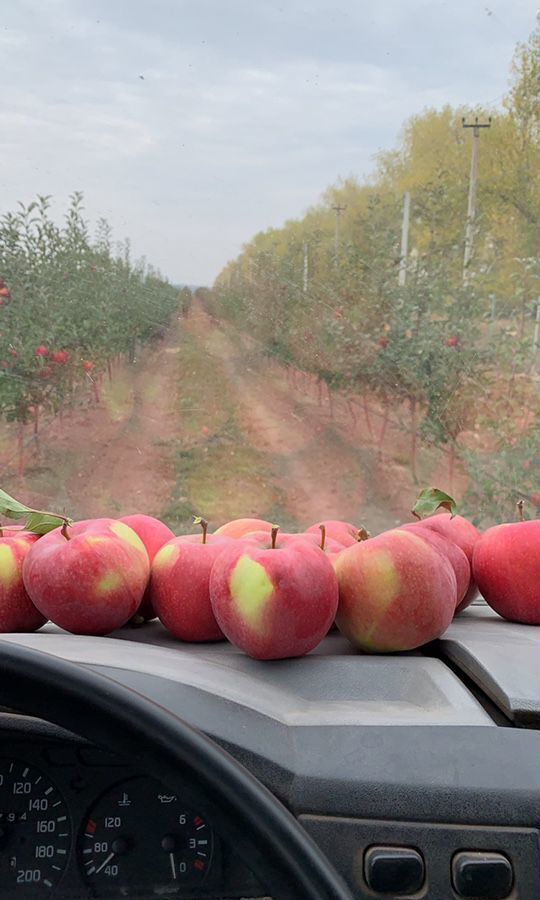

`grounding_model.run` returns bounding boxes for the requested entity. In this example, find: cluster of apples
[0,488,538,659]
